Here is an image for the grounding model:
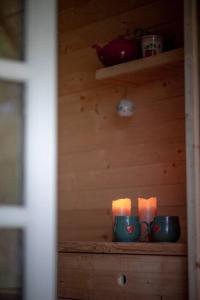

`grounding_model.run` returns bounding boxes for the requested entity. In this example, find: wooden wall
[58,0,186,243]
[59,252,187,299]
